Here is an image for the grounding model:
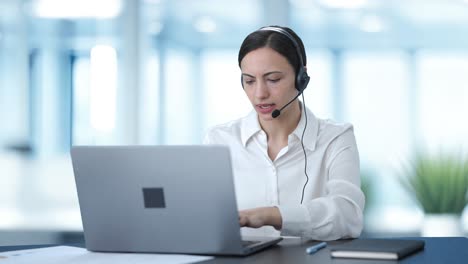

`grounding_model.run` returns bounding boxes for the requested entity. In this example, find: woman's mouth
[256,104,276,114]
